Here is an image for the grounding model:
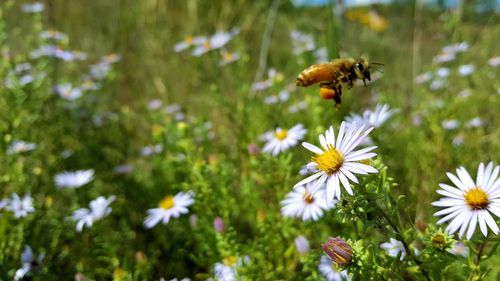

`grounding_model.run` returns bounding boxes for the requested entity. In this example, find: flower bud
[321,237,353,265]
